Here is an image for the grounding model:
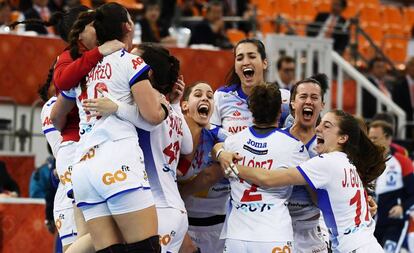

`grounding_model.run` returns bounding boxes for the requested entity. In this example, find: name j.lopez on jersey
[342,168,362,188]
